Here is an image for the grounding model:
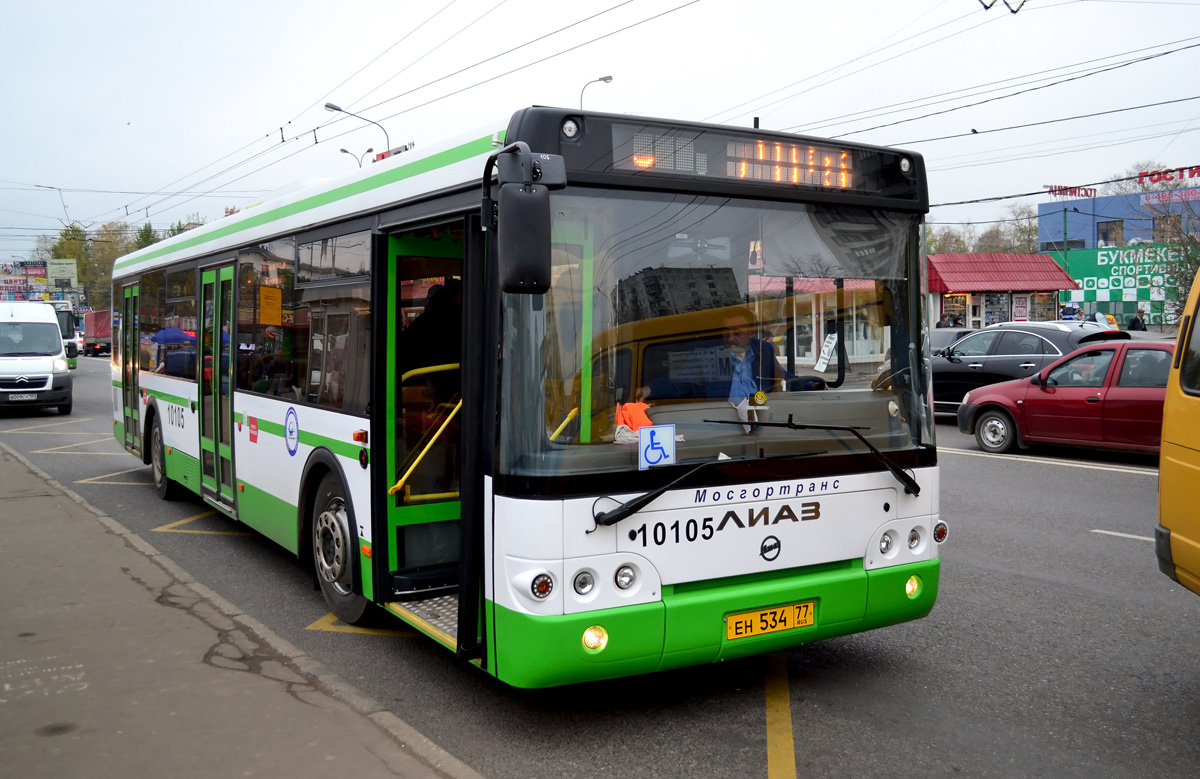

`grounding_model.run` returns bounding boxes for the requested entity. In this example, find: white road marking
[940,446,1158,476]
[1090,529,1154,542]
